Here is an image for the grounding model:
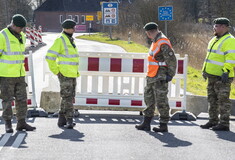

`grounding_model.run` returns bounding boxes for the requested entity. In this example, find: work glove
[221,72,229,83]
[202,72,207,81]
[166,74,173,83]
